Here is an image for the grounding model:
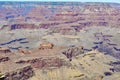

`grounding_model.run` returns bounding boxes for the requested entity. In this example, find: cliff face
[4,65,34,80]
[0,56,10,63]
[0,2,120,34]
[0,54,34,80]
[28,50,120,80]
[0,44,120,80]
[16,57,64,69]
[0,2,120,29]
